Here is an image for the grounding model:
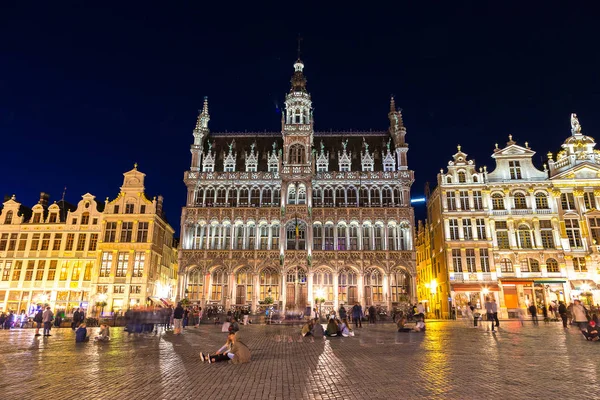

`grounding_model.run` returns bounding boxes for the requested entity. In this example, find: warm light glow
[581,283,591,292]
[482,288,489,295]
[429,279,437,293]
[316,287,325,299]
